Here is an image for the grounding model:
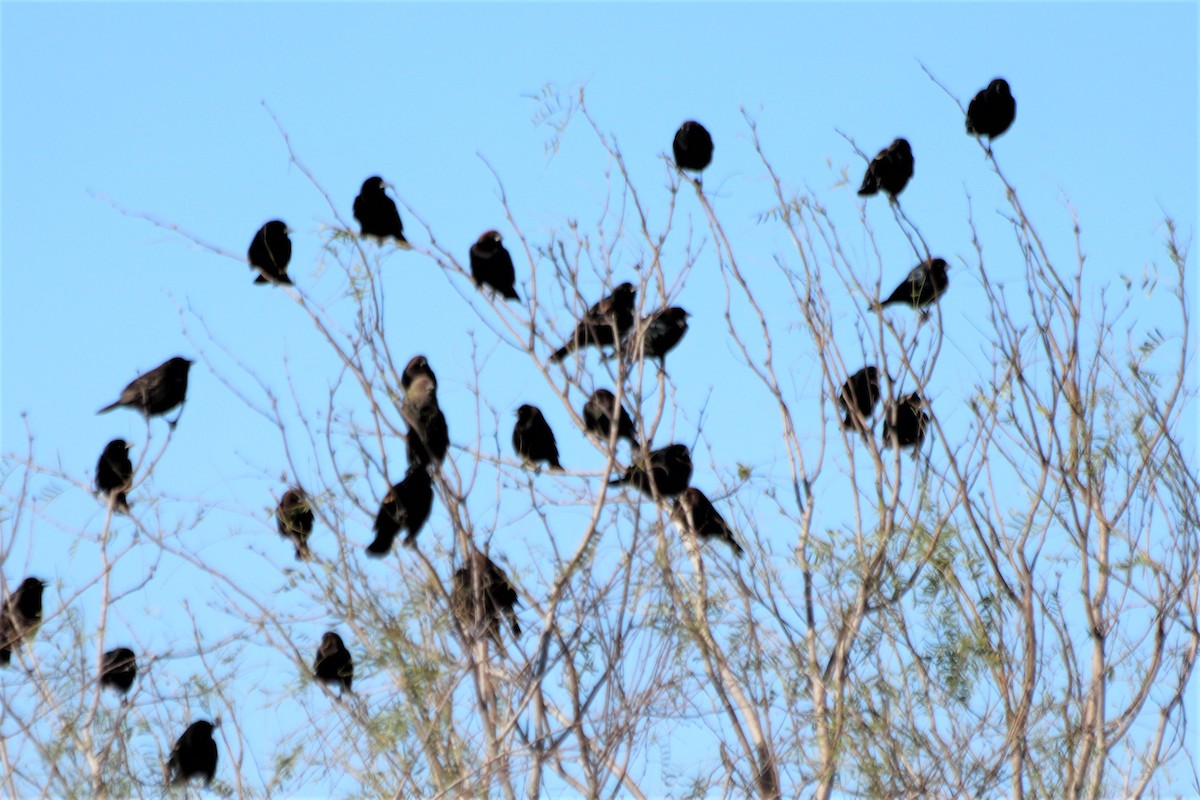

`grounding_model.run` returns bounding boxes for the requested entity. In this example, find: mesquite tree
[1,85,1196,799]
